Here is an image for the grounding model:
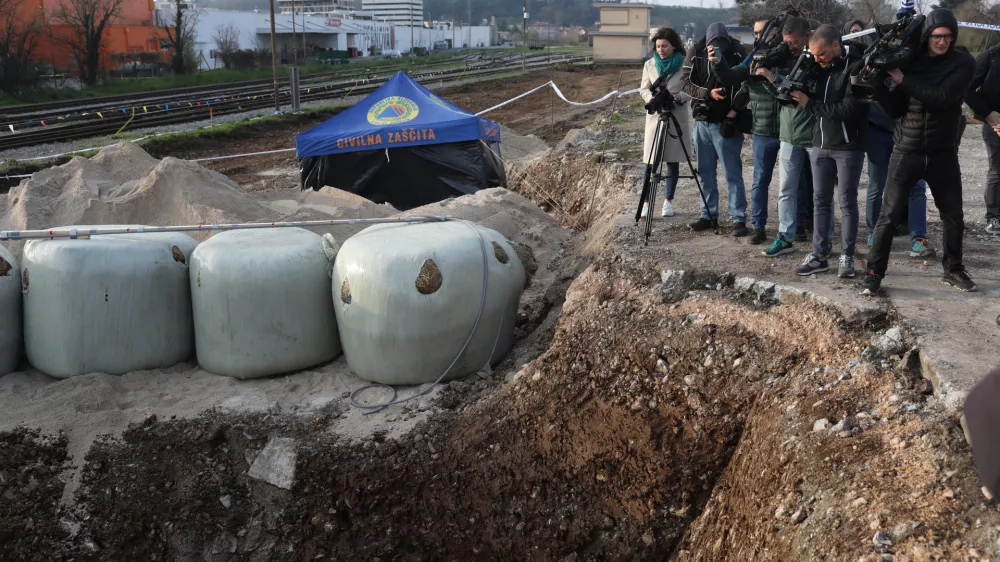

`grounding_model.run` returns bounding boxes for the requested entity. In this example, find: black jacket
[682,37,751,124]
[965,45,1000,146]
[874,9,975,155]
[806,45,868,150]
